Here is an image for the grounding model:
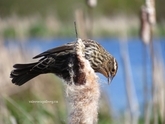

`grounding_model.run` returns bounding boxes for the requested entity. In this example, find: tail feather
[11,73,39,86]
[13,63,38,68]
[10,63,40,86]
